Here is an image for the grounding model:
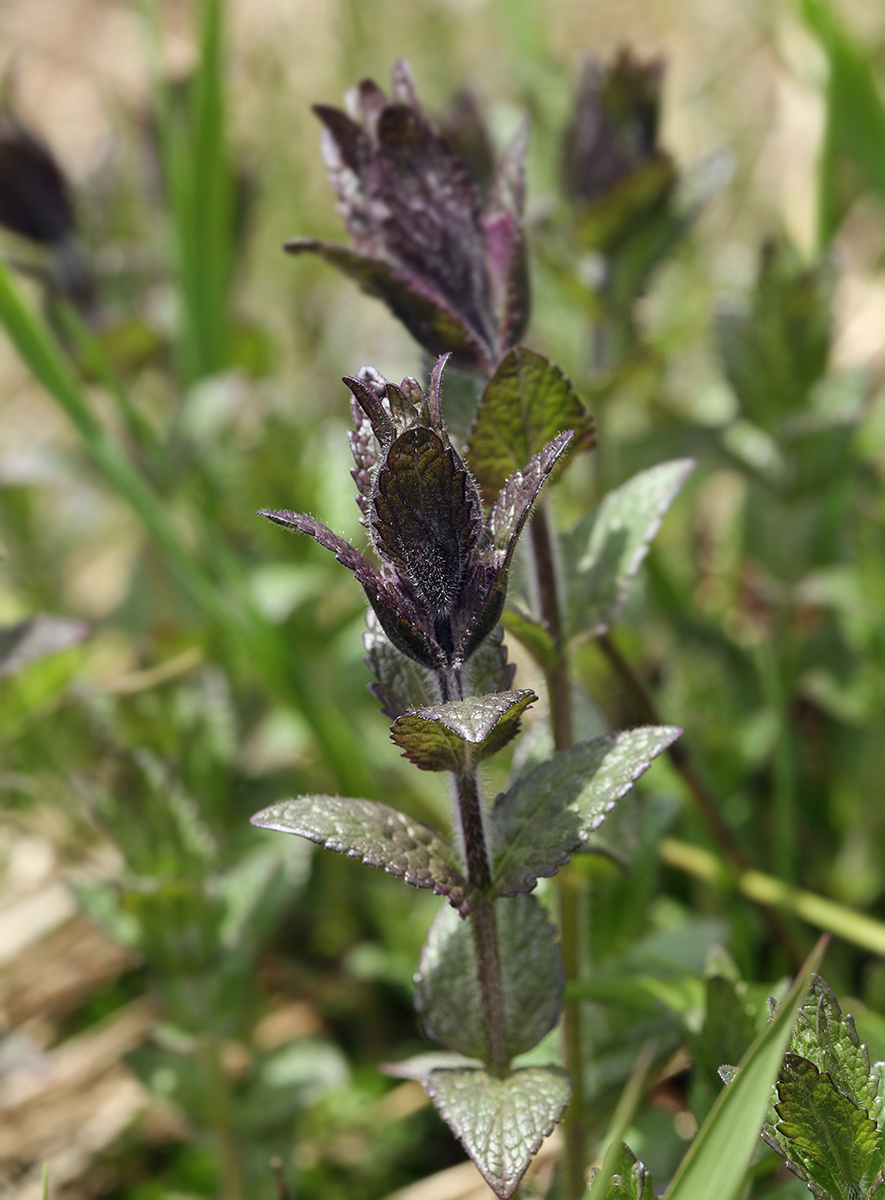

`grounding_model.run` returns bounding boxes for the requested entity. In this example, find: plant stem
[452,768,508,1072]
[529,501,586,1200]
